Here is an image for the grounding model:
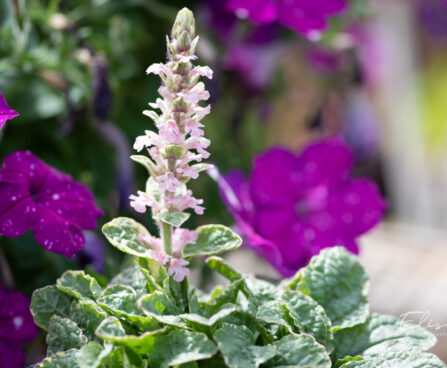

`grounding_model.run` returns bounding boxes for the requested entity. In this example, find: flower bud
[171,8,195,40]
[161,145,187,159]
